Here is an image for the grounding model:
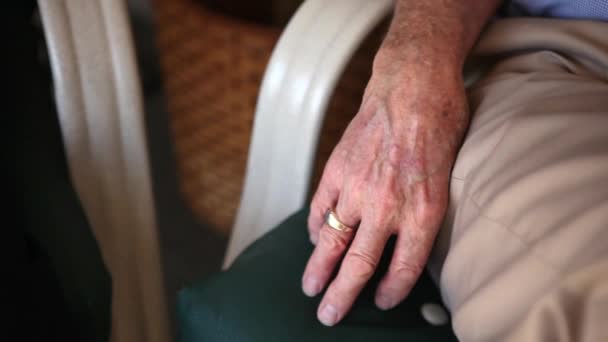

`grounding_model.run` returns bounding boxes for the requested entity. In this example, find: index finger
[316,218,392,326]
